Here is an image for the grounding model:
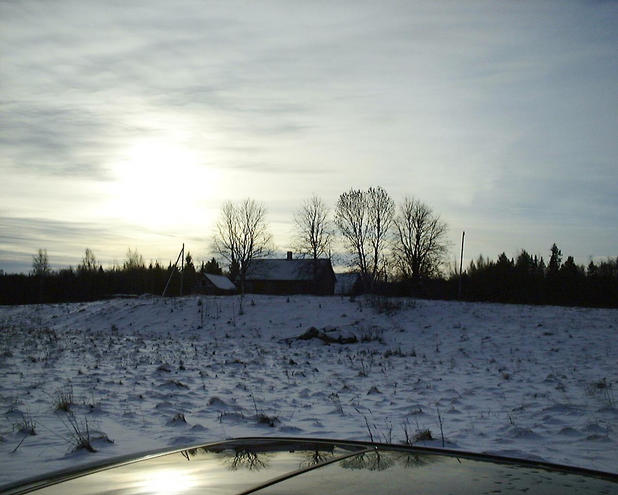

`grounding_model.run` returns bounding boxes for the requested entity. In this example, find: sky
[1,0,617,274]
